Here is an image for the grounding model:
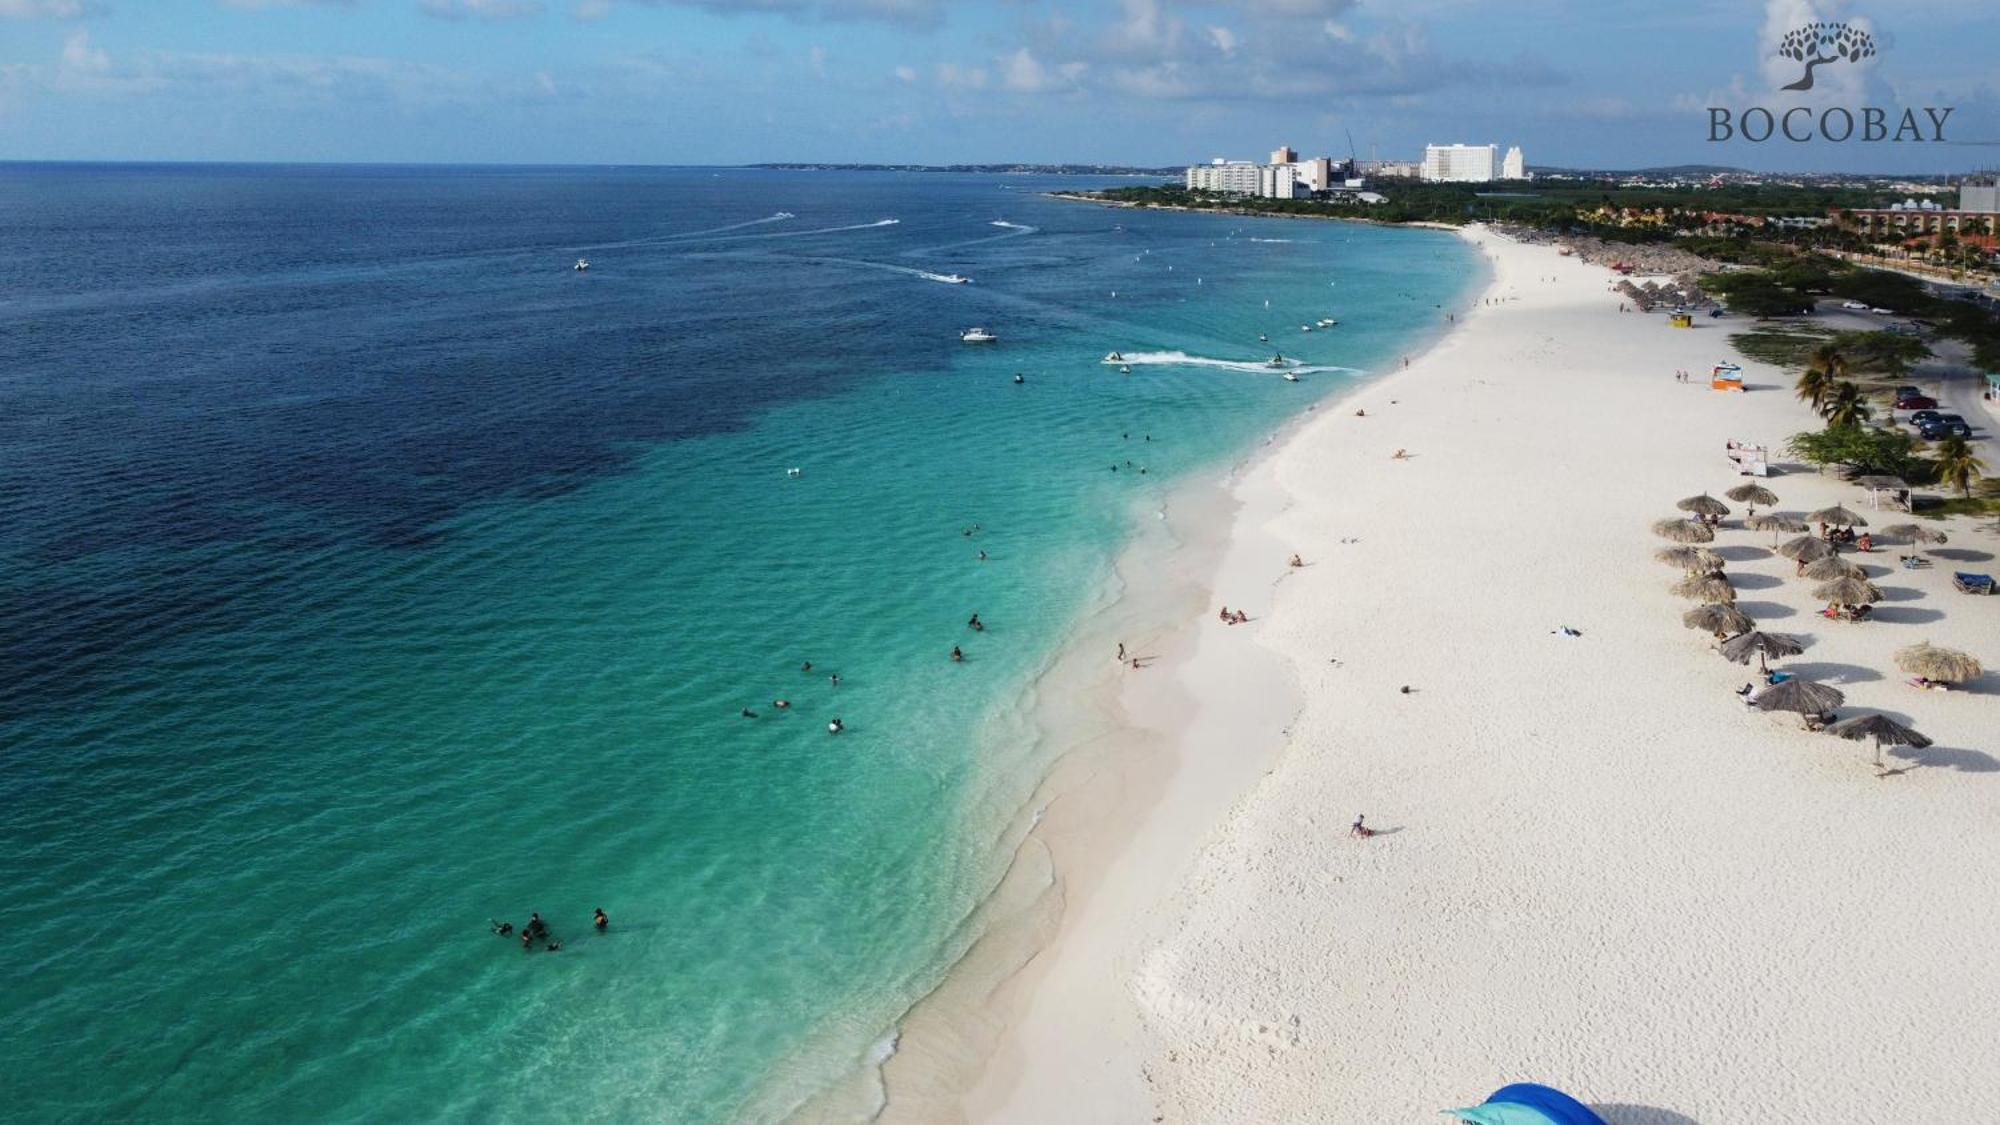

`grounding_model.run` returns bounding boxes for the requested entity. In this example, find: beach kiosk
[1669,312,1694,328]
[1710,362,1745,392]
